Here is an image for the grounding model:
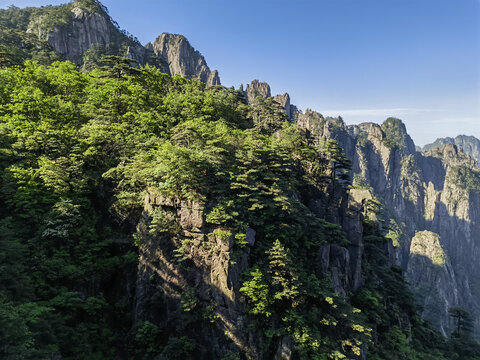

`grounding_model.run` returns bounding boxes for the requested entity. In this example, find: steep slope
[0,25,60,66]
[0,0,221,84]
[1,1,479,358]
[294,110,480,338]
[423,135,480,167]
[149,33,221,85]
[1,60,465,359]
